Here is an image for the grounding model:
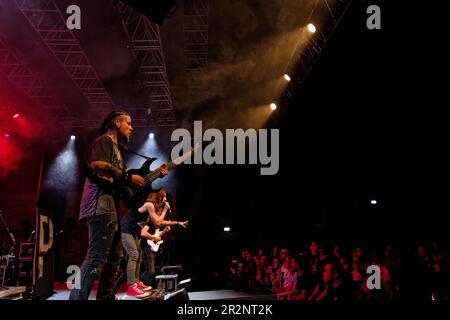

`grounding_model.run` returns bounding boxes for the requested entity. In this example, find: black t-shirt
[79,134,126,219]
[120,208,149,235]
[86,134,126,185]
